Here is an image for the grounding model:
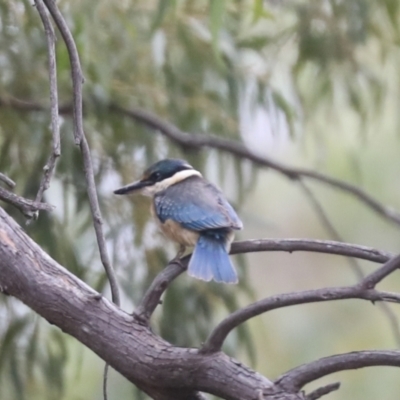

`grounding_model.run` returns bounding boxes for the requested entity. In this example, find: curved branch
[276,350,400,391]
[200,285,400,353]
[359,253,400,289]
[134,239,390,324]
[41,0,120,307]
[109,104,400,227]
[41,0,83,144]
[3,98,400,228]
[230,239,391,264]
[0,173,15,189]
[34,0,60,205]
[202,251,400,353]
[134,258,188,325]
[0,206,285,400]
